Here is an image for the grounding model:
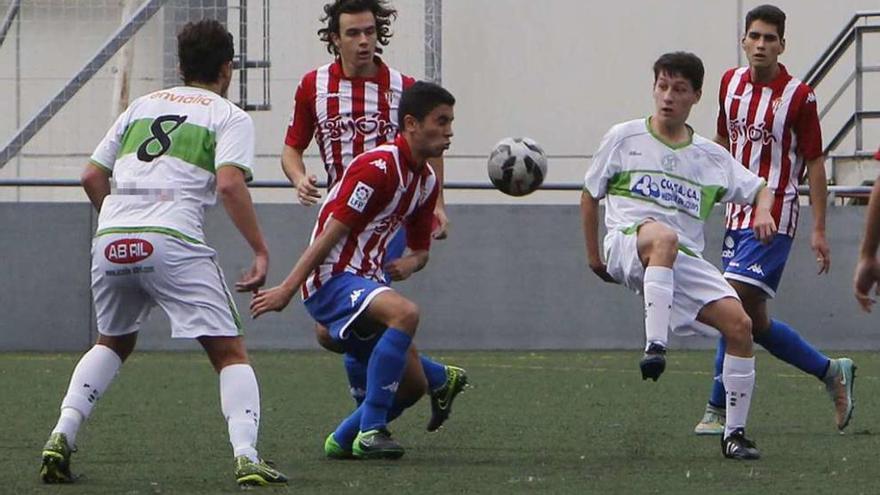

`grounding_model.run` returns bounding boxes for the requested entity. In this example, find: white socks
[220,364,261,462]
[722,354,756,438]
[54,344,123,446]
[643,266,674,350]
